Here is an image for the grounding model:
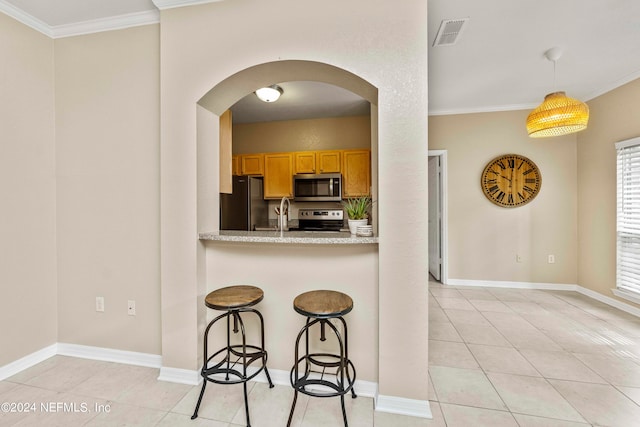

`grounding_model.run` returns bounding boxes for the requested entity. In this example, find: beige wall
[577,79,640,308]
[159,0,429,402]
[54,25,162,354]
[429,110,578,285]
[233,115,371,154]
[0,13,57,366]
